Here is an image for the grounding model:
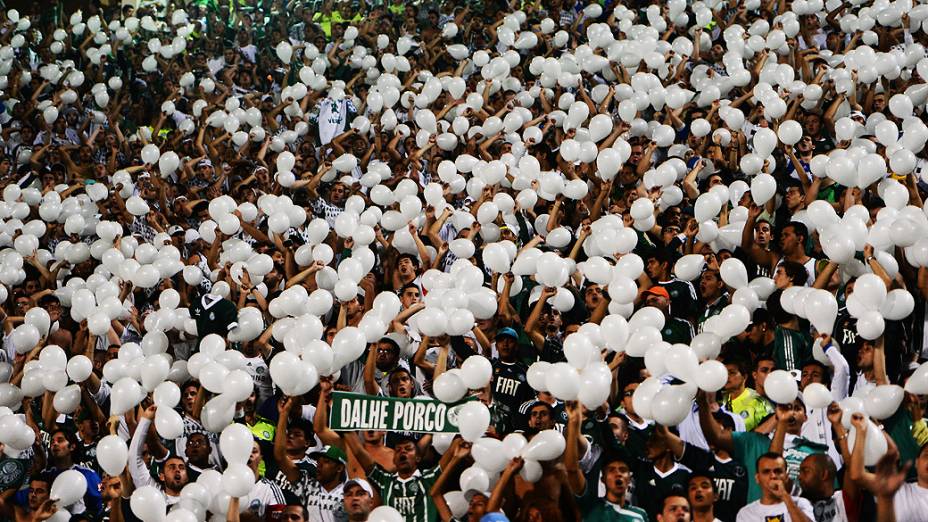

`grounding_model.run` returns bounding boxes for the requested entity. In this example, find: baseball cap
[197,158,213,168]
[496,327,518,340]
[310,445,347,465]
[168,225,185,236]
[480,514,510,522]
[185,229,201,244]
[344,478,374,497]
[642,286,670,299]
[464,489,491,502]
[378,335,401,352]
